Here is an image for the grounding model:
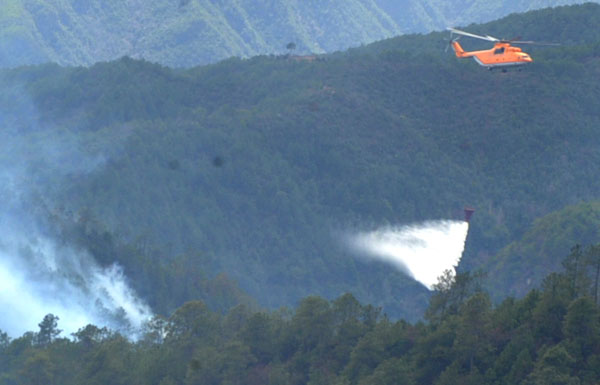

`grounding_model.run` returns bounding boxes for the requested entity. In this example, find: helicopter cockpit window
[494,47,505,55]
